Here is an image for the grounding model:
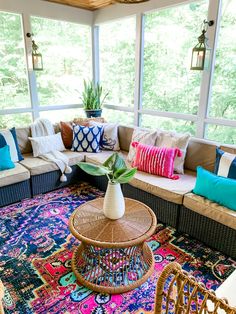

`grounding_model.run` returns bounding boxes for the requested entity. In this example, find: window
[99,17,136,108]
[0,113,32,129]
[140,115,196,134]
[102,108,134,125]
[31,17,92,106]
[209,0,236,120]
[39,108,84,123]
[205,124,236,144]
[142,1,209,116]
[0,11,30,109]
